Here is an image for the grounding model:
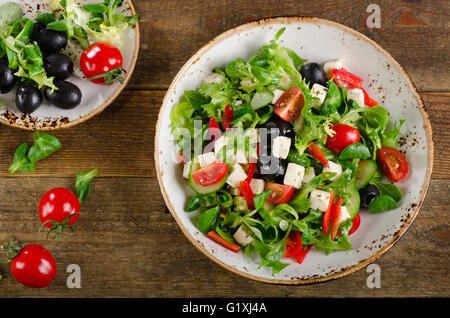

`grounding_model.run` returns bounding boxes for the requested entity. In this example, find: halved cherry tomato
[206,231,240,253]
[331,68,363,89]
[330,197,342,240]
[192,160,228,186]
[322,189,335,235]
[297,245,312,264]
[240,180,255,209]
[222,104,234,130]
[325,123,360,154]
[283,231,303,258]
[378,147,408,182]
[361,87,378,107]
[264,182,295,204]
[274,86,304,122]
[307,142,329,167]
[348,213,361,235]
